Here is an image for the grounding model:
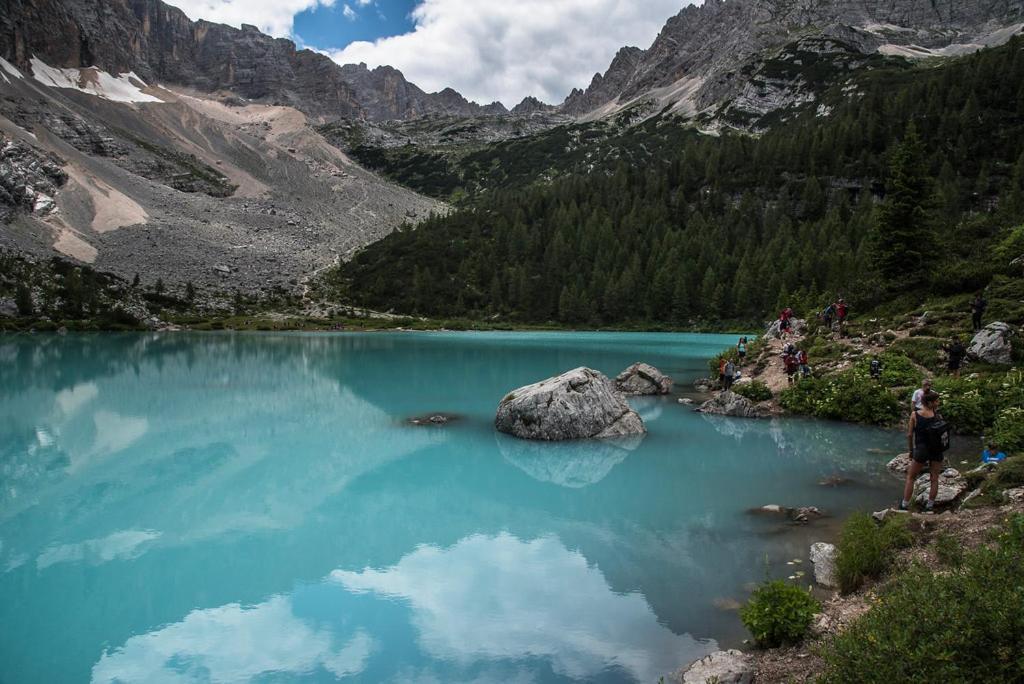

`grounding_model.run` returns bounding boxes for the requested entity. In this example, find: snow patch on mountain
[0,57,24,84]
[28,58,164,104]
